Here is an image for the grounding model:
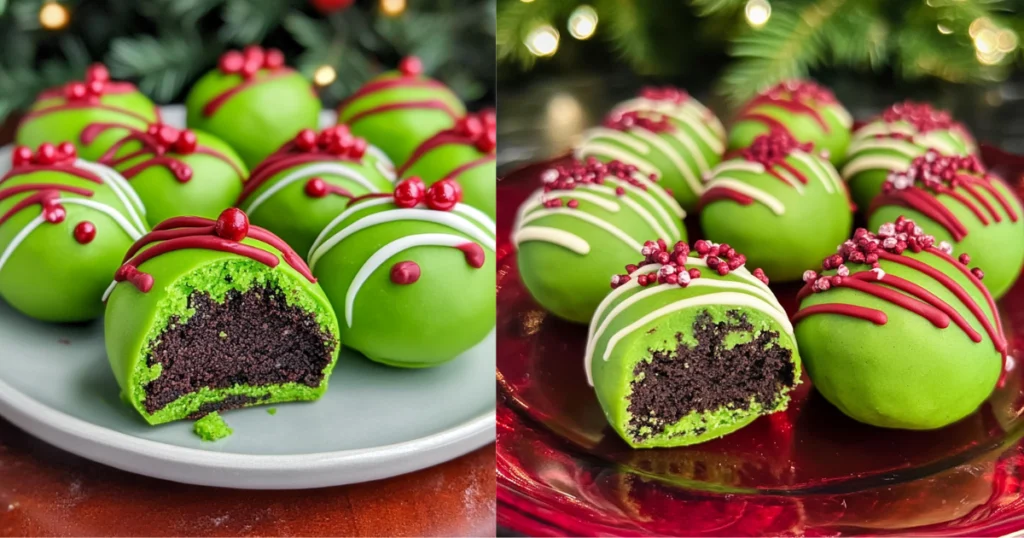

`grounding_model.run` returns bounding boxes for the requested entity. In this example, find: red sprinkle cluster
[603,110,674,133]
[219,46,285,79]
[399,56,423,77]
[763,80,837,105]
[454,109,497,153]
[11,142,78,167]
[292,125,368,160]
[883,151,984,193]
[880,101,958,133]
[639,87,689,105]
[610,239,768,289]
[62,64,113,101]
[393,177,463,211]
[742,129,811,166]
[540,158,653,210]
[144,124,198,155]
